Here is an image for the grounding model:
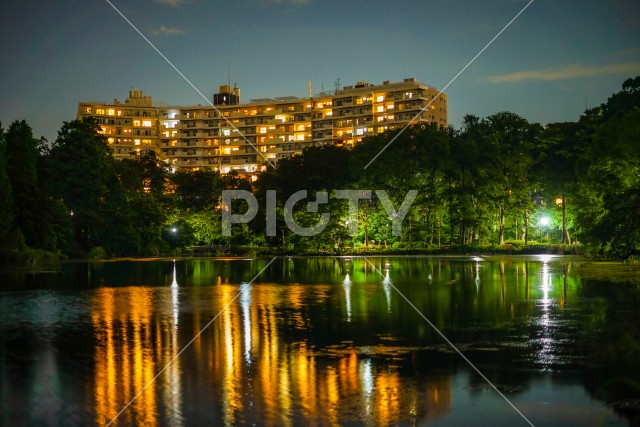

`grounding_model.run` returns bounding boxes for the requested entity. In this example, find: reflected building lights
[383,269,392,312]
[343,274,352,322]
[171,261,179,328]
[240,283,252,365]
